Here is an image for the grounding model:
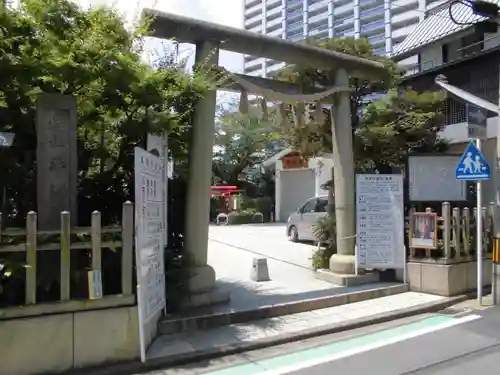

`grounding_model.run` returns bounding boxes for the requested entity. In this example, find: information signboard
[356,174,405,269]
[134,147,166,362]
[146,133,168,246]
